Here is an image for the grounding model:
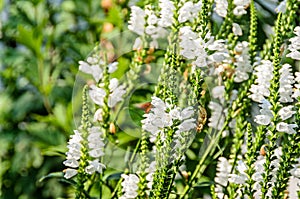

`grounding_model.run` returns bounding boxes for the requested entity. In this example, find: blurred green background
[0,0,285,198]
[0,0,131,198]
